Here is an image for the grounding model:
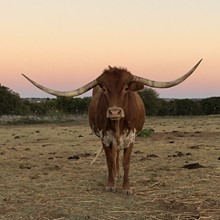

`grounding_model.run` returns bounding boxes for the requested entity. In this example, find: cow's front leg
[103,143,117,192]
[115,149,120,181]
[122,143,133,195]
